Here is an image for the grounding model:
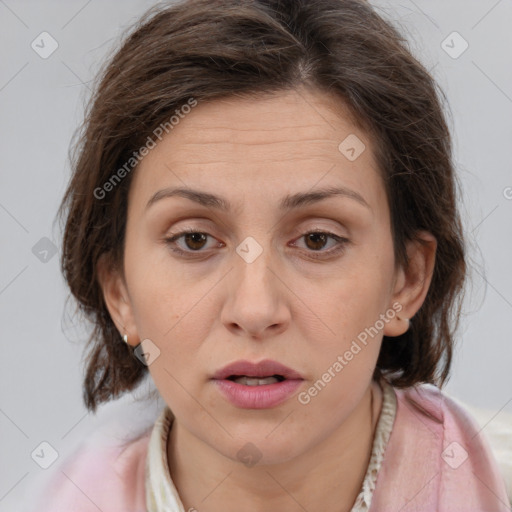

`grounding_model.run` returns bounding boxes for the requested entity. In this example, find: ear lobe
[97,253,137,343]
[384,230,437,337]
